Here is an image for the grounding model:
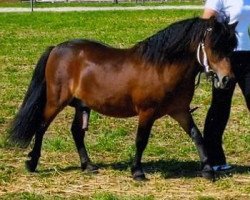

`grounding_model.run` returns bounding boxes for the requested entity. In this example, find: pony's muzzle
[213,75,235,89]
